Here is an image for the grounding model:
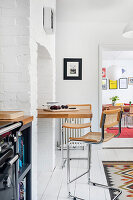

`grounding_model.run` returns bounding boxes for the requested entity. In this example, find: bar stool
[61,104,92,168]
[68,104,92,131]
[63,109,122,200]
[127,105,133,128]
